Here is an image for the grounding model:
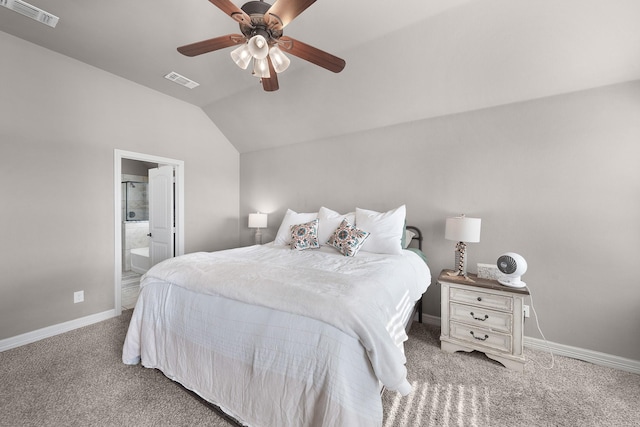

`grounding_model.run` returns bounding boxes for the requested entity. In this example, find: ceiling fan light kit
[268,45,290,73]
[247,34,269,59]
[178,0,345,91]
[252,57,270,78]
[230,44,252,69]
